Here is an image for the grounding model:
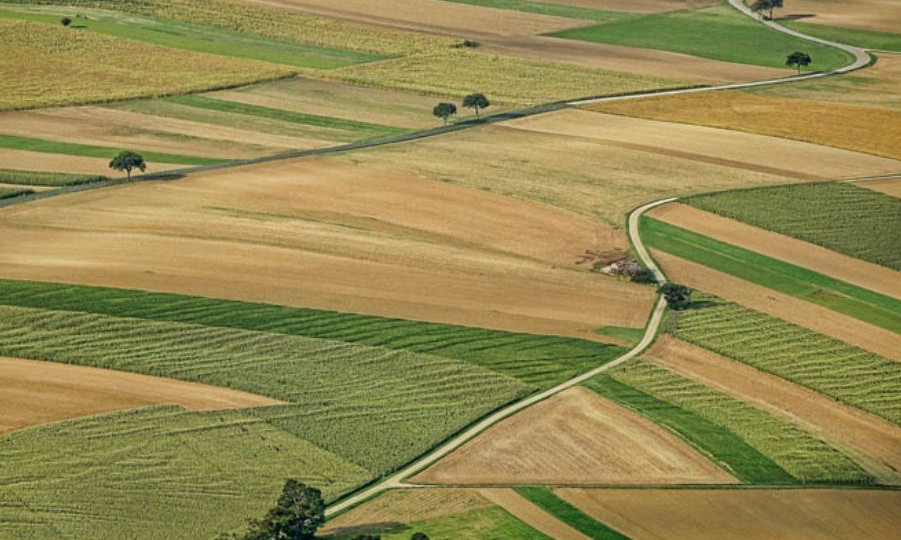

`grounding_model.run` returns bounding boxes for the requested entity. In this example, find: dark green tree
[786,51,812,74]
[225,479,324,540]
[751,0,782,20]
[462,93,490,118]
[658,283,692,310]
[411,534,430,540]
[109,150,146,180]
[61,16,72,26]
[433,102,457,125]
